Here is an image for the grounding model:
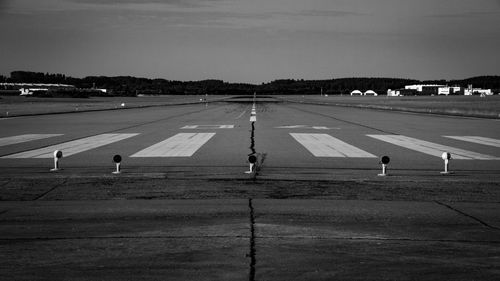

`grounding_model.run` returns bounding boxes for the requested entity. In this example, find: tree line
[1,71,499,96]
